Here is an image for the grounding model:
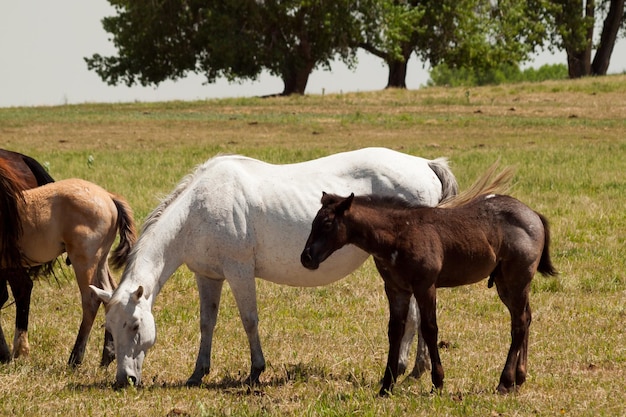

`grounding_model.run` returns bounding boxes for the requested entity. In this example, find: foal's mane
[353,194,421,210]
[437,161,515,209]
